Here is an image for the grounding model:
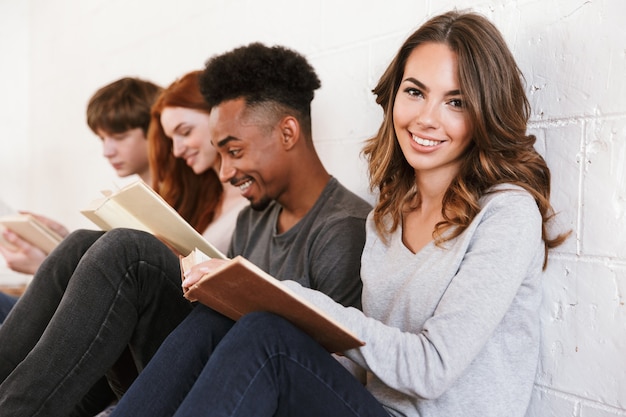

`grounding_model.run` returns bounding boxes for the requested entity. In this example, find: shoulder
[474,183,542,236]
[319,177,372,221]
[480,184,539,214]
